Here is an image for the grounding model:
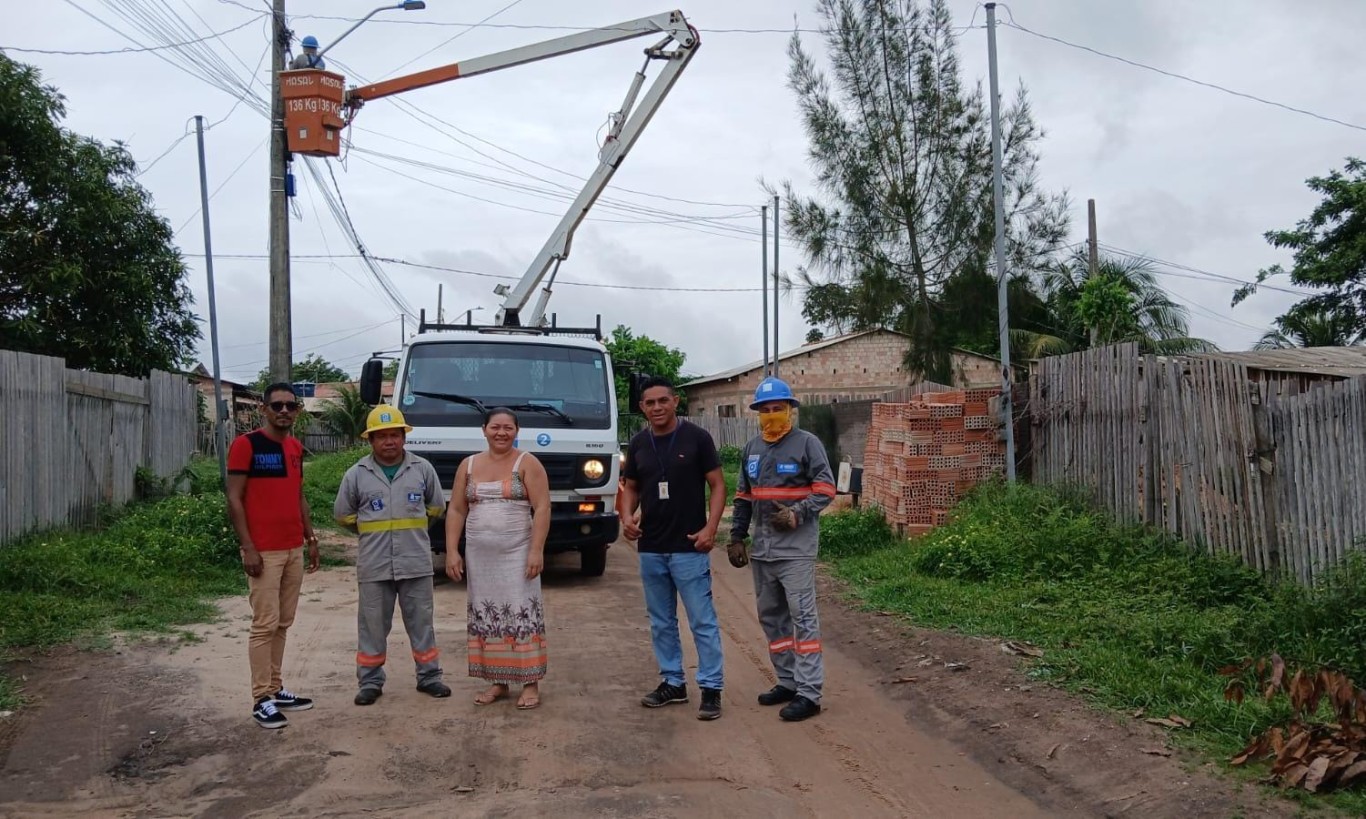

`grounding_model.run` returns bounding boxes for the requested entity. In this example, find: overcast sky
[7,0,1365,383]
